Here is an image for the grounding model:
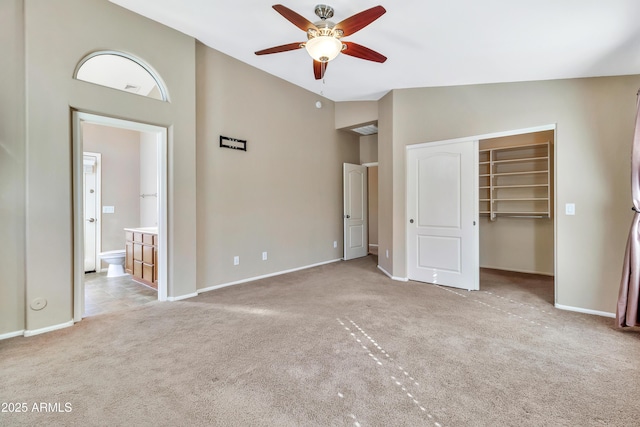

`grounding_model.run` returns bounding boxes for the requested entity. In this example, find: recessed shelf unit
[479,142,551,220]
